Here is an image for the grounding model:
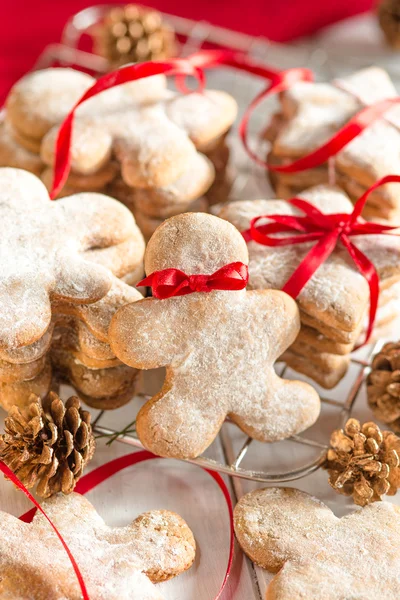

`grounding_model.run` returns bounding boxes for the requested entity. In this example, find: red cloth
[1,0,373,101]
